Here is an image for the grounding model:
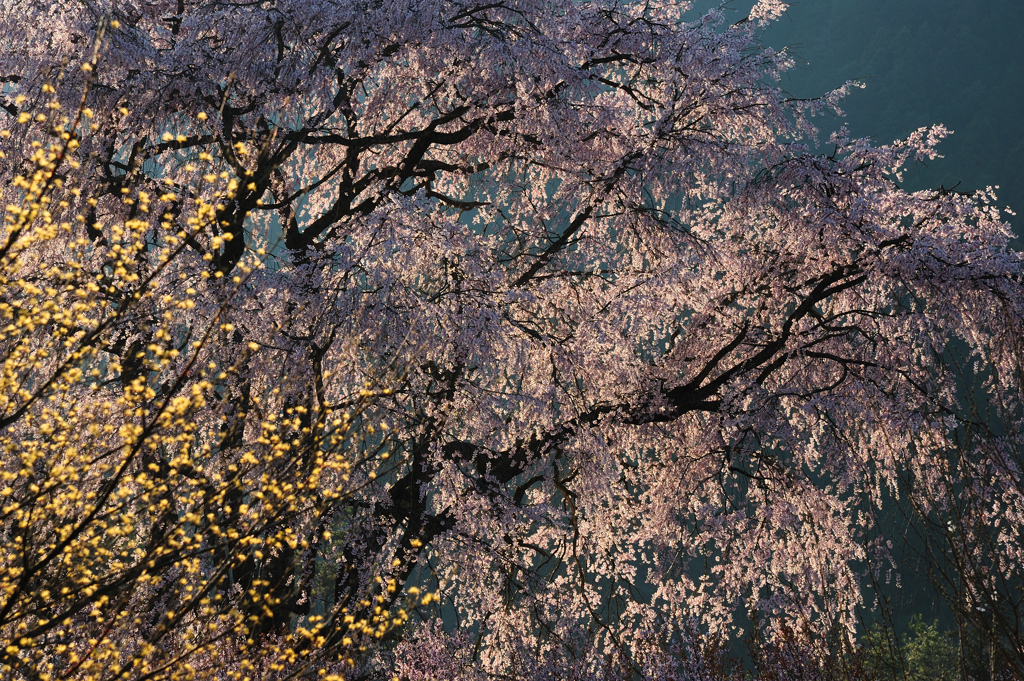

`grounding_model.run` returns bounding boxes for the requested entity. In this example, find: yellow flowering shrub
[0,79,429,681]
